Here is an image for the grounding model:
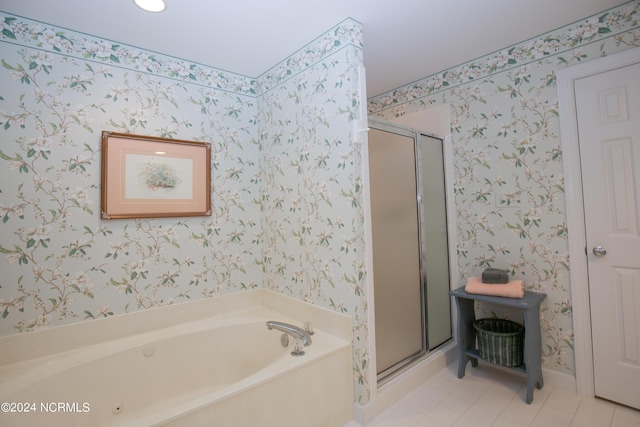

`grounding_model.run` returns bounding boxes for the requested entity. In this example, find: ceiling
[0,0,630,97]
